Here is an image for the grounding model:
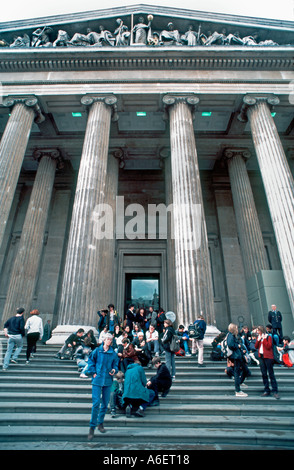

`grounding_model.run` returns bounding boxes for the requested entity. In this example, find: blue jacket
[87,345,119,387]
[194,319,207,340]
[227,333,243,360]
